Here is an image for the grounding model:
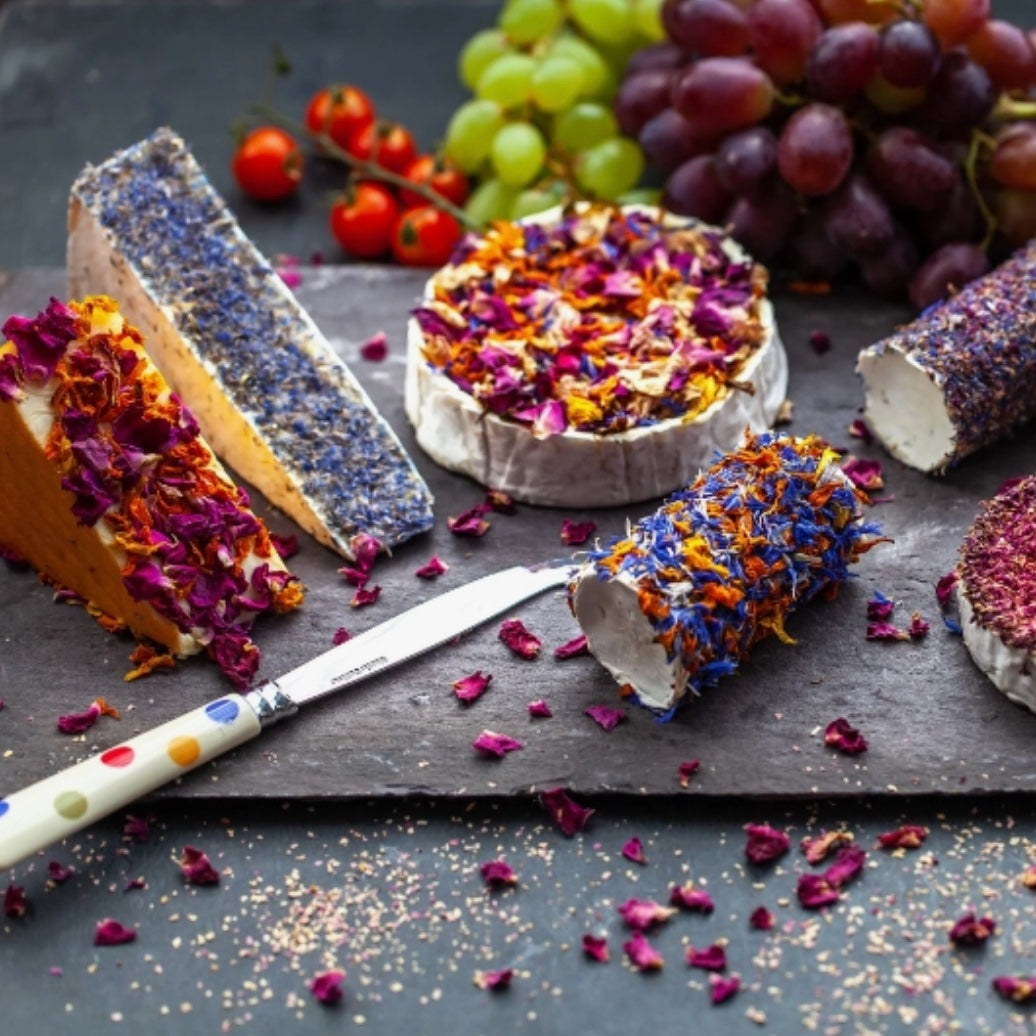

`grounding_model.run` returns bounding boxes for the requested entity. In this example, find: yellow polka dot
[167,735,201,767]
[54,790,88,820]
